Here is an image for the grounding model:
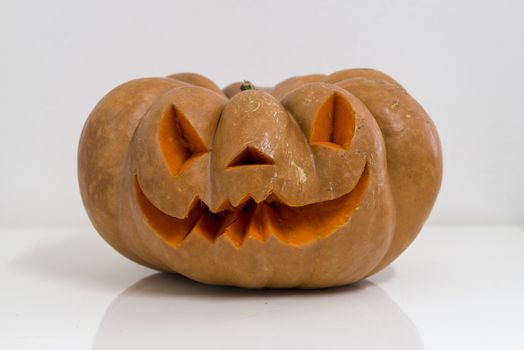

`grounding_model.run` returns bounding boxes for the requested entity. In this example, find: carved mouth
[135,165,368,247]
